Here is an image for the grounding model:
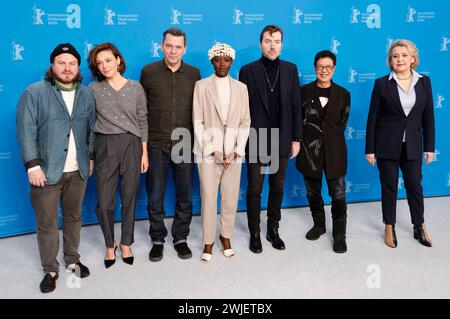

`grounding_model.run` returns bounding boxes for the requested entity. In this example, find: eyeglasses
[315,65,335,72]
